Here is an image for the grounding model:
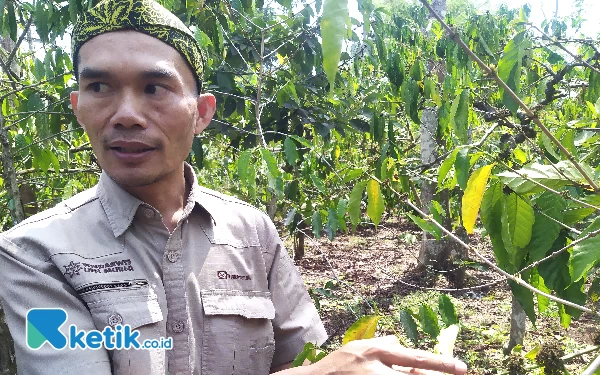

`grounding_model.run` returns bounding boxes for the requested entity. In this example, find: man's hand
[275,336,467,375]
